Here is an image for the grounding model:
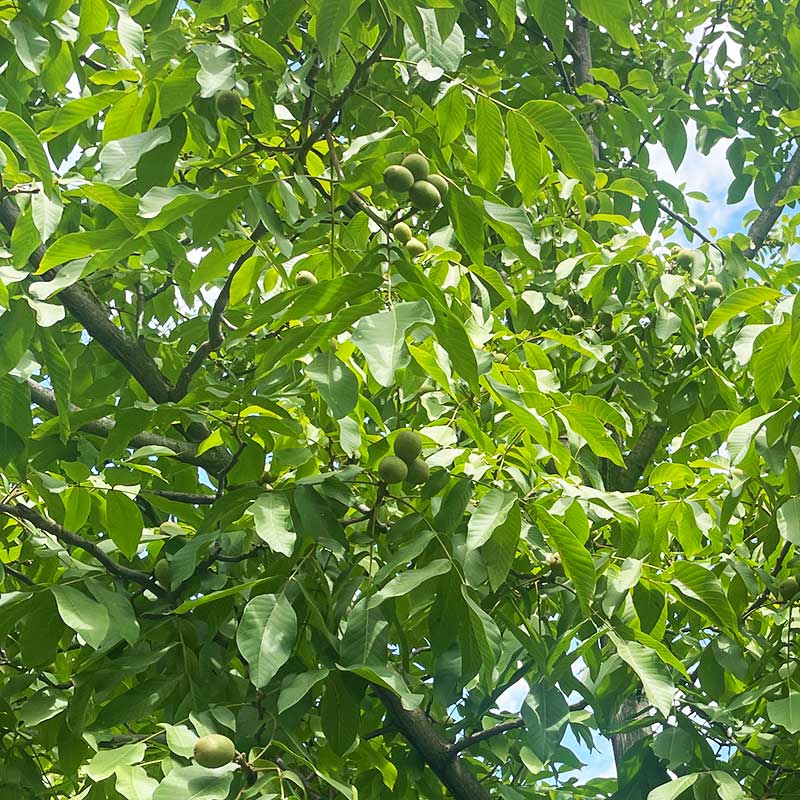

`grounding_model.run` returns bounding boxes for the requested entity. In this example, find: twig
[27,380,231,475]
[653,198,724,254]
[0,503,163,595]
[299,28,392,160]
[3,563,35,586]
[143,490,217,505]
[325,132,388,228]
[448,719,525,756]
[171,228,264,400]
[744,540,792,617]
